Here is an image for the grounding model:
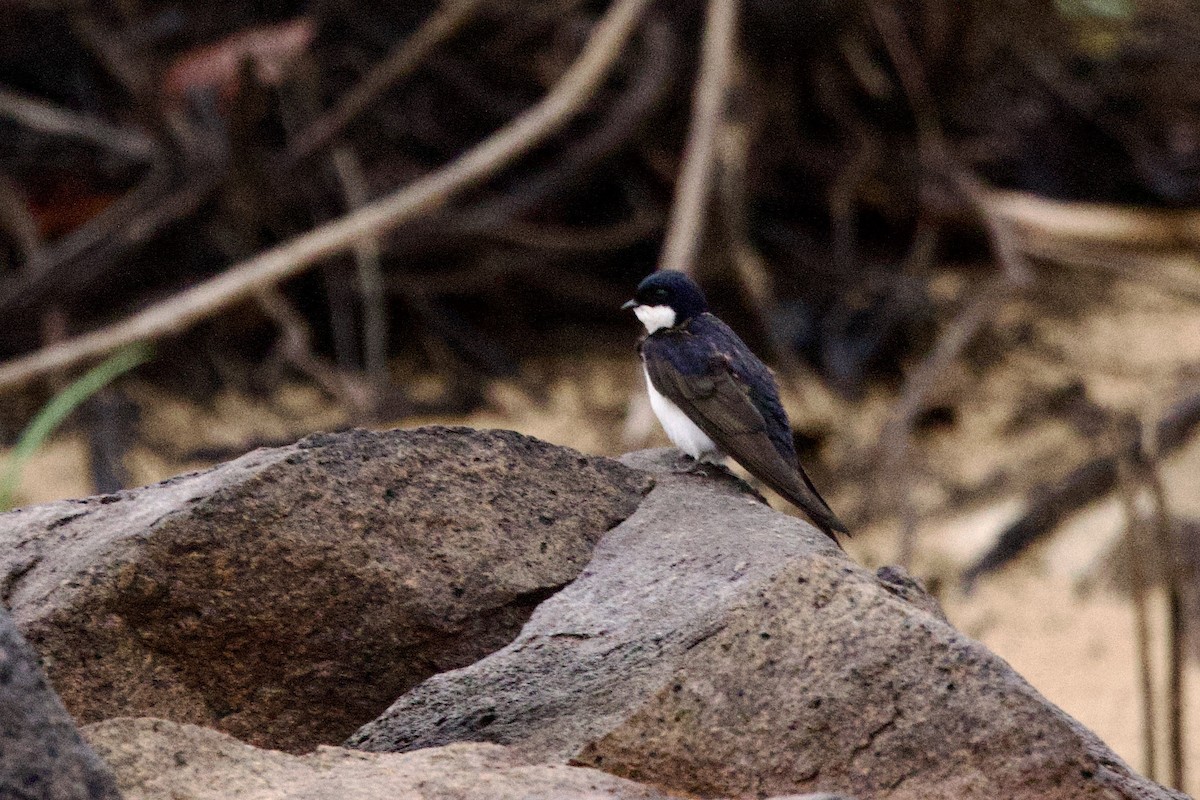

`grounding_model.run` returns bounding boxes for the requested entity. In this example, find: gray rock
[349,449,1181,800]
[84,718,659,800]
[84,717,846,800]
[0,427,652,753]
[0,606,121,800]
